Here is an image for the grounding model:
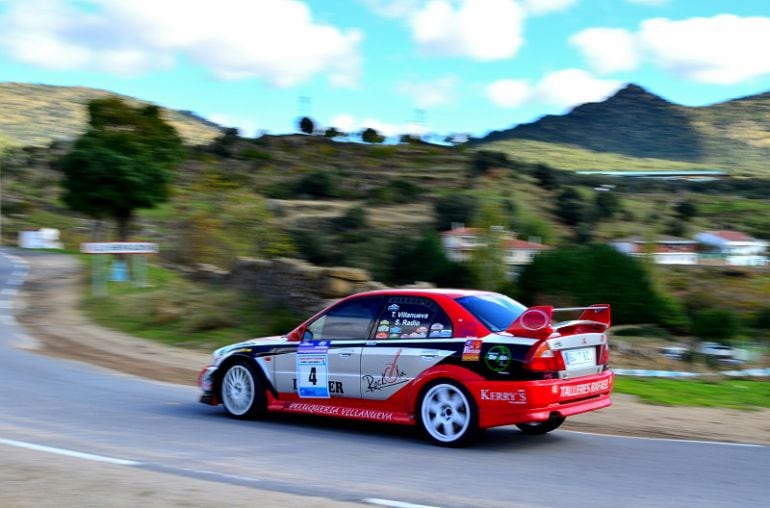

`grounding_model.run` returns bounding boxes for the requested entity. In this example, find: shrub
[692,308,741,341]
[295,170,338,198]
[434,193,479,231]
[518,244,687,327]
[755,307,770,329]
